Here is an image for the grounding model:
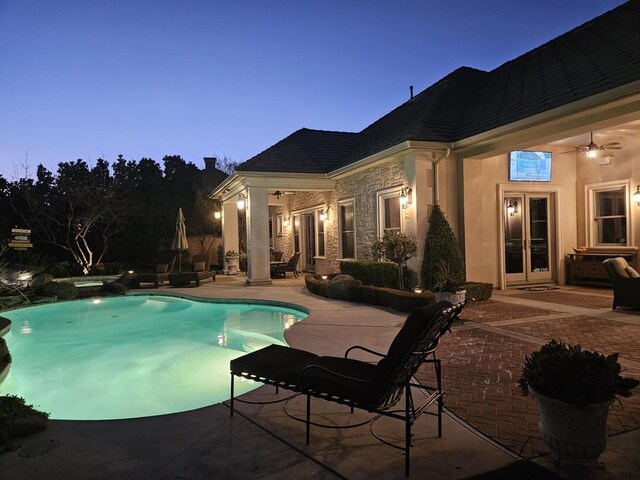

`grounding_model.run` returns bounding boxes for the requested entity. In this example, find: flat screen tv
[509,150,552,182]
